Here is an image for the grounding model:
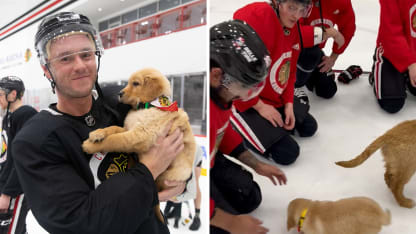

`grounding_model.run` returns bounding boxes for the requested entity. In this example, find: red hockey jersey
[209,99,242,168]
[209,98,244,218]
[377,0,416,72]
[301,0,356,54]
[233,2,314,112]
